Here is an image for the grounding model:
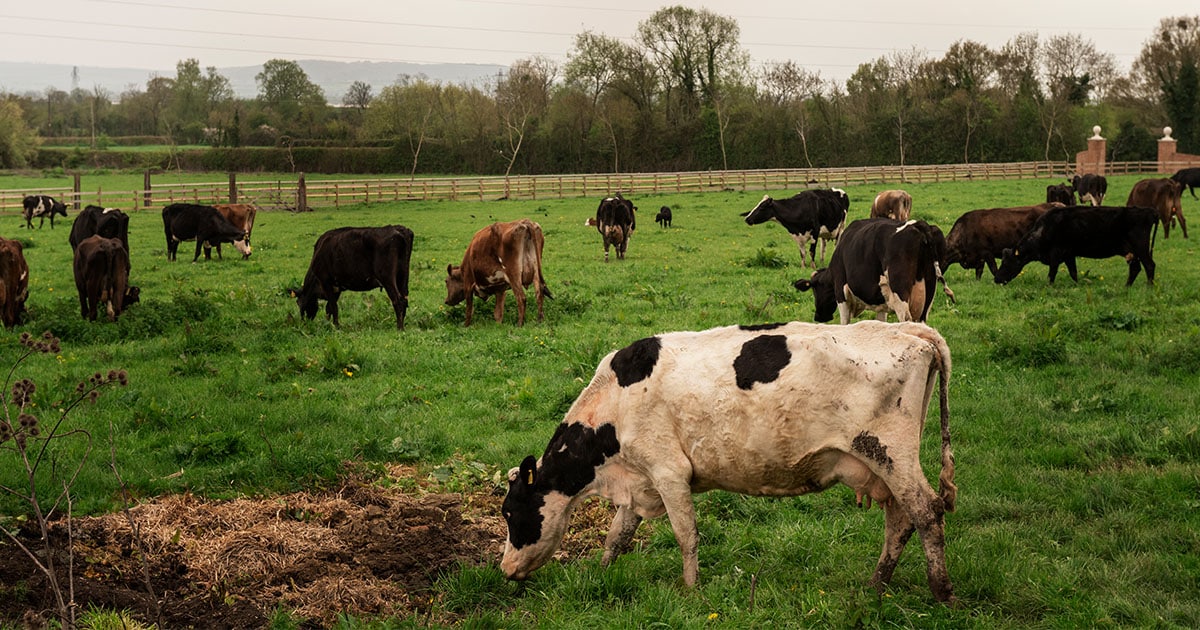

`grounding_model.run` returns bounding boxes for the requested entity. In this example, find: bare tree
[761,61,824,168]
[495,56,557,178]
